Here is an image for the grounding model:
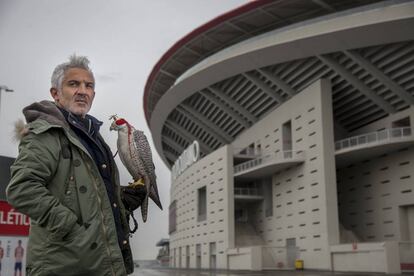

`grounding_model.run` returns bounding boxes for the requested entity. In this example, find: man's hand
[121,184,147,211]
